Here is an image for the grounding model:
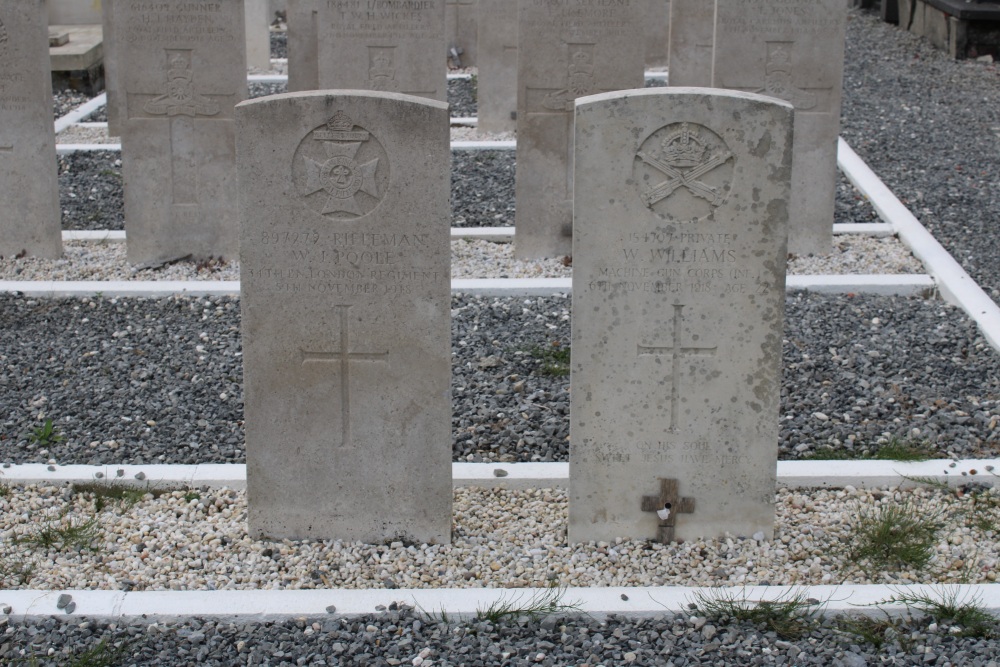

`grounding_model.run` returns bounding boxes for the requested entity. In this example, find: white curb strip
[53,93,108,134]
[4,584,1000,622]
[4,459,996,491]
